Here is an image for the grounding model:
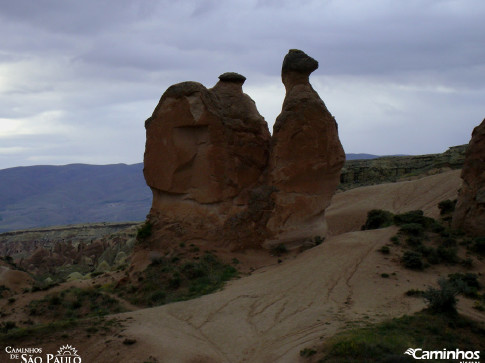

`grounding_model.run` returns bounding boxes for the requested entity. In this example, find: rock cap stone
[282,49,318,74]
[218,72,246,83]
